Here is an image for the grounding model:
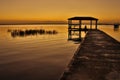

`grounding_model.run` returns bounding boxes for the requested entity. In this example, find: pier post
[68,30,72,40]
[96,20,98,29]
[90,20,92,29]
